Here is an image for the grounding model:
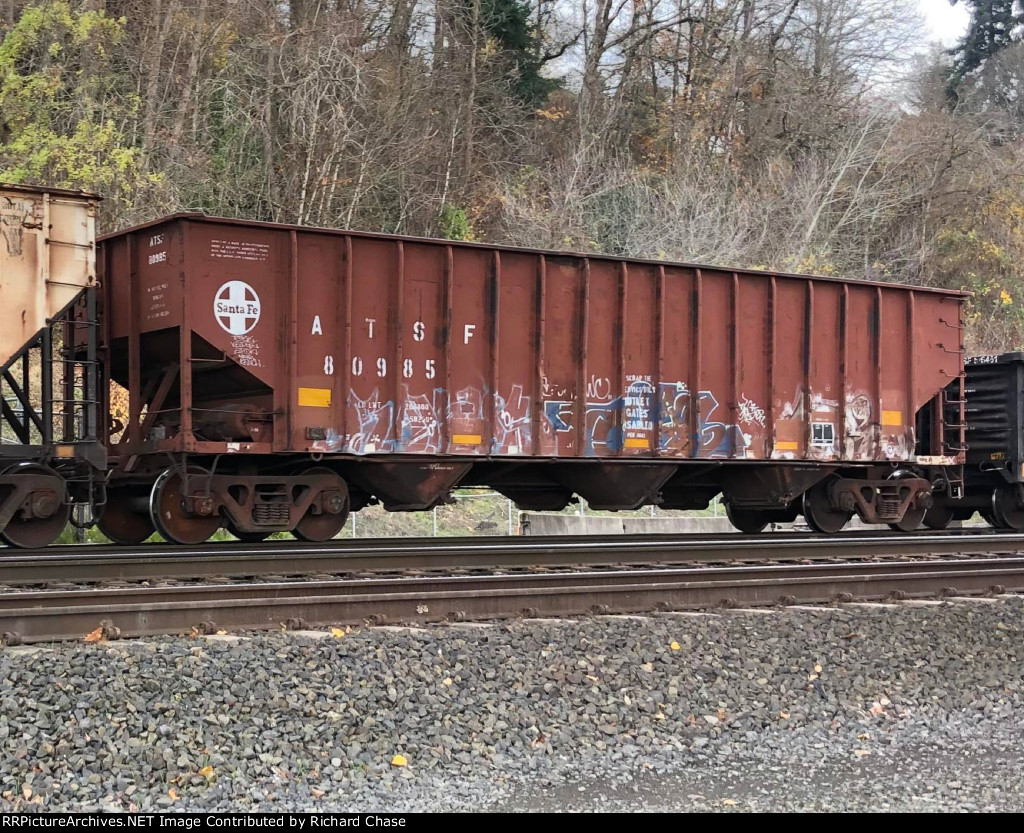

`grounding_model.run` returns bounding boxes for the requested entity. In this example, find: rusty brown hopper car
[96,215,968,544]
